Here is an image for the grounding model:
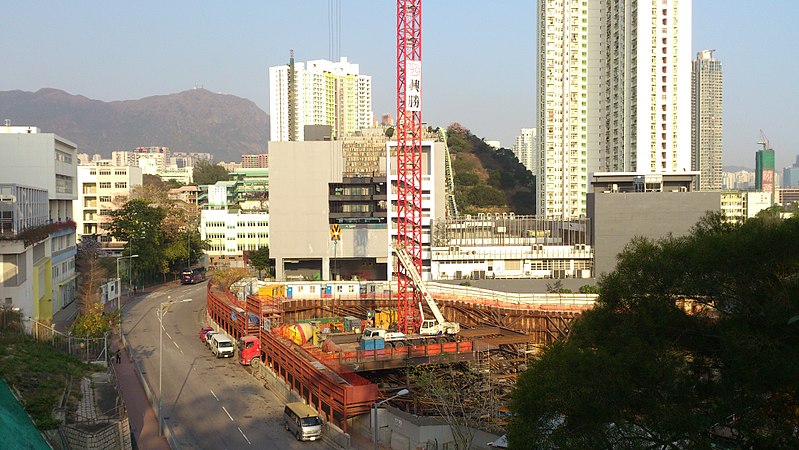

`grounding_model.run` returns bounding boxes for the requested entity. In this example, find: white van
[209,334,235,358]
[283,402,323,441]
